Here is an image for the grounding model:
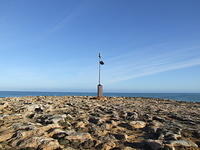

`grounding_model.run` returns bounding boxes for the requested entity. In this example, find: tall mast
[97,52,104,97]
[98,53,101,85]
